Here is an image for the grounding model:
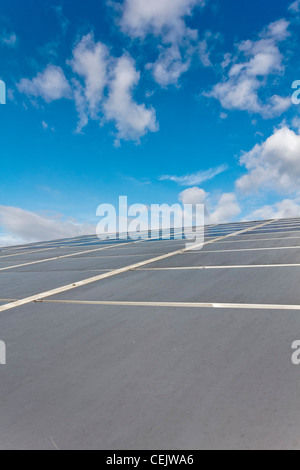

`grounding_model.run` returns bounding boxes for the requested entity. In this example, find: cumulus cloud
[160,164,228,186]
[0,206,95,247]
[179,186,207,204]
[70,36,158,140]
[236,127,300,194]
[70,34,109,117]
[179,187,241,224]
[208,193,241,224]
[120,0,205,42]
[18,65,71,102]
[18,34,158,142]
[247,199,300,220]
[120,0,208,87]
[207,19,291,118]
[104,54,158,143]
